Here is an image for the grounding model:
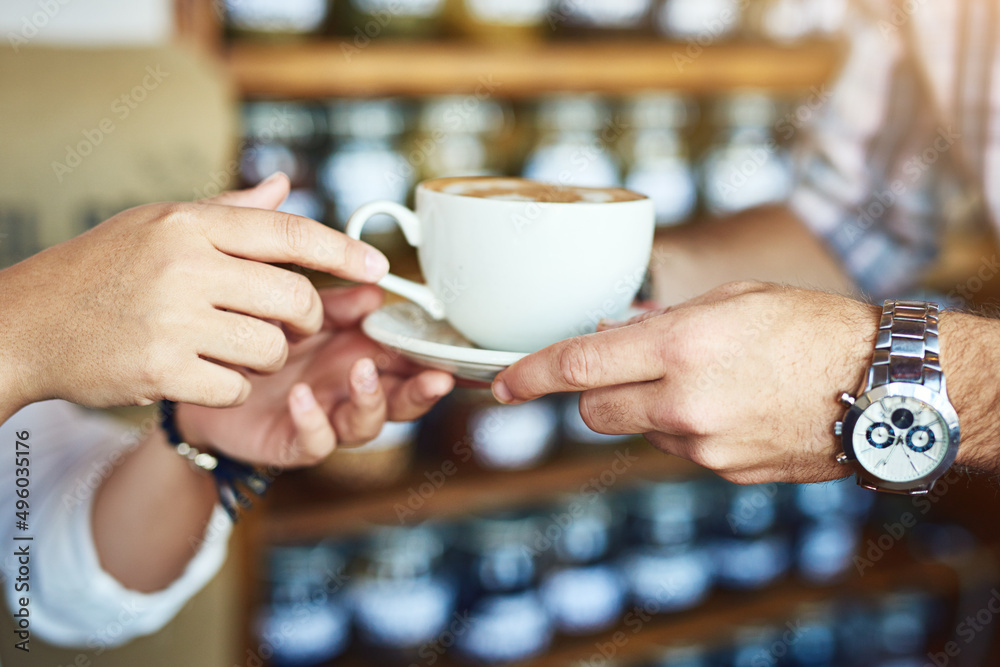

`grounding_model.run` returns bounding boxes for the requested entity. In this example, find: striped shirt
[788,0,997,297]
